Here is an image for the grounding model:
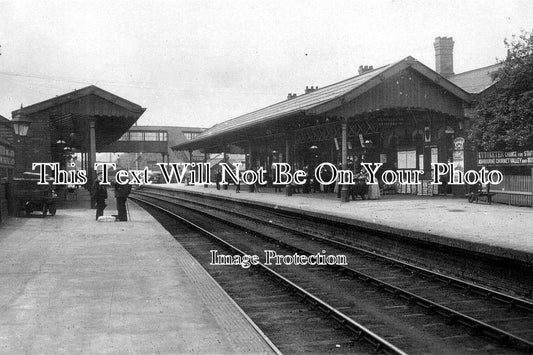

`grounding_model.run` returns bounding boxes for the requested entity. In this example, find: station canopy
[12,85,146,151]
[173,56,472,152]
